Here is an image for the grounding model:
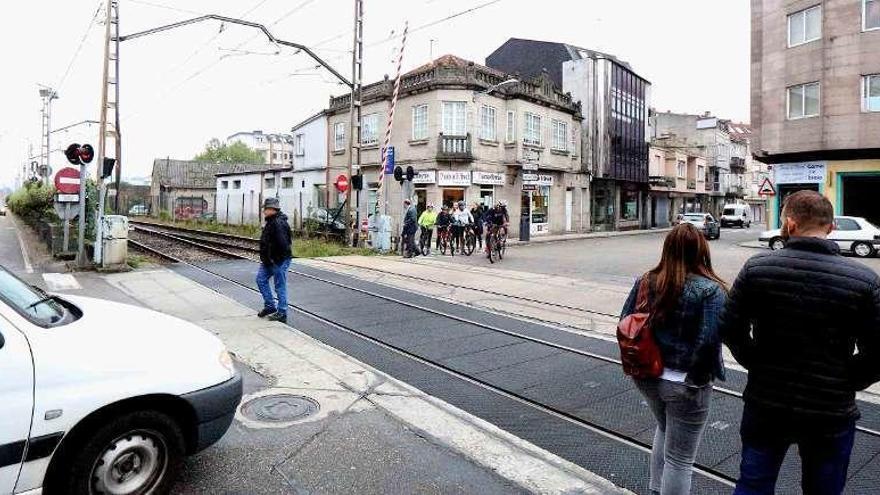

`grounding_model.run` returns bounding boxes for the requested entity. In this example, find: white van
[720,204,751,228]
[0,266,241,494]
